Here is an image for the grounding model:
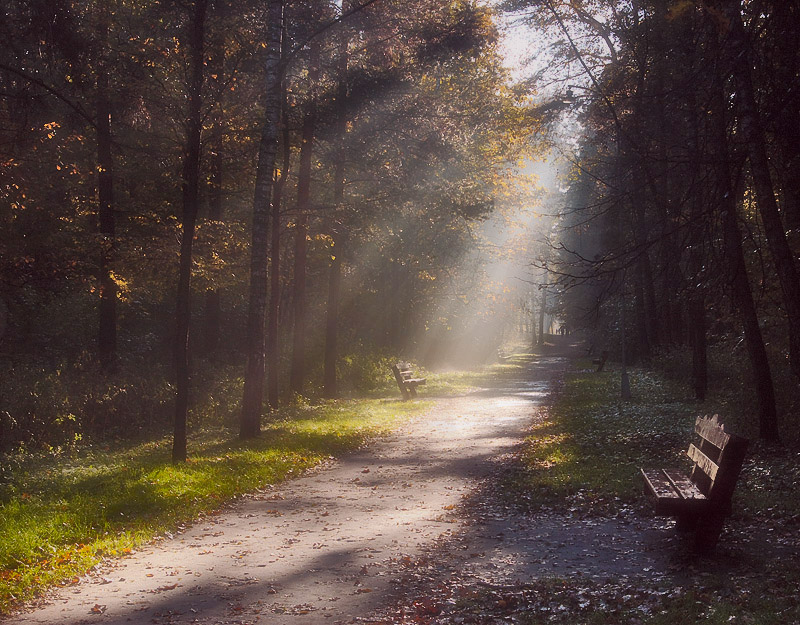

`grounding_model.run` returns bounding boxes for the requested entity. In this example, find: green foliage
[332,349,400,395]
[0,356,173,457]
